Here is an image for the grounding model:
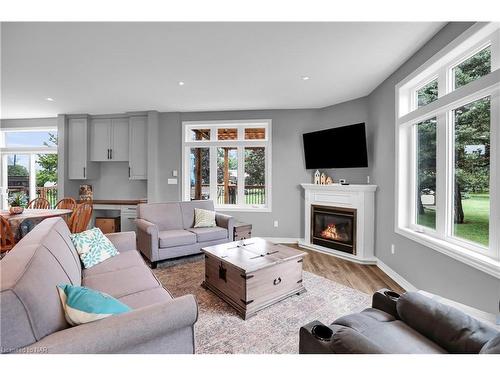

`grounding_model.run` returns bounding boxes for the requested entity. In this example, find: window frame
[0,127,58,209]
[395,22,500,278]
[181,119,272,212]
